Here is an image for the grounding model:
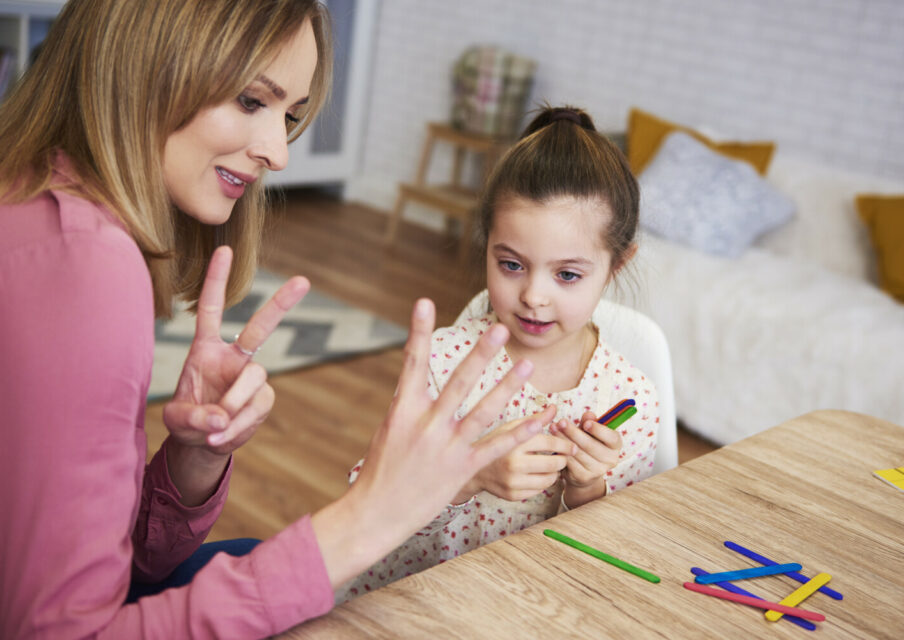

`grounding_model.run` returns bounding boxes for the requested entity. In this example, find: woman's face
[163,19,318,225]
